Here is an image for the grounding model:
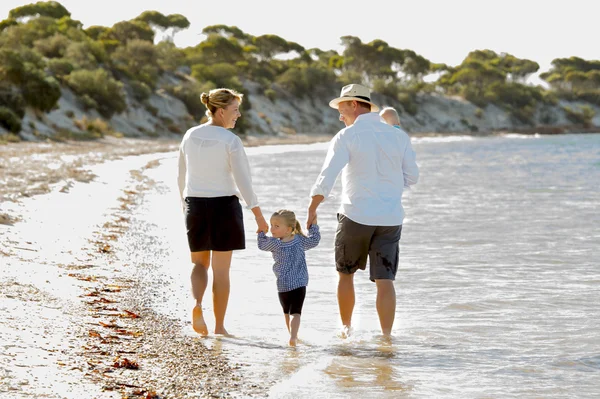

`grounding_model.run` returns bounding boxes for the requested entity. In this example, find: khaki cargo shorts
[334,213,402,282]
